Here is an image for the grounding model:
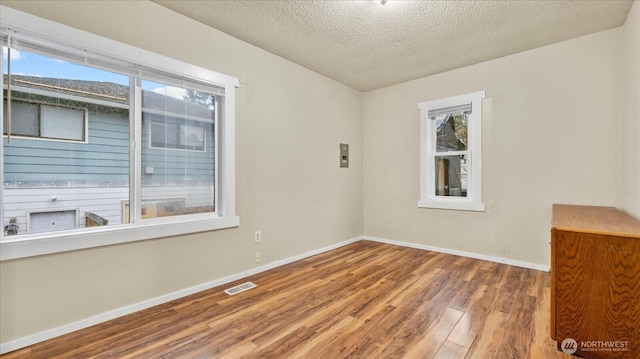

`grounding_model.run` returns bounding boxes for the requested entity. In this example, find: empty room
[0,0,638,358]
